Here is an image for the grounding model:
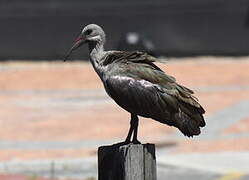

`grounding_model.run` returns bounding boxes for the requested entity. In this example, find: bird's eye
[85,29,92,35]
